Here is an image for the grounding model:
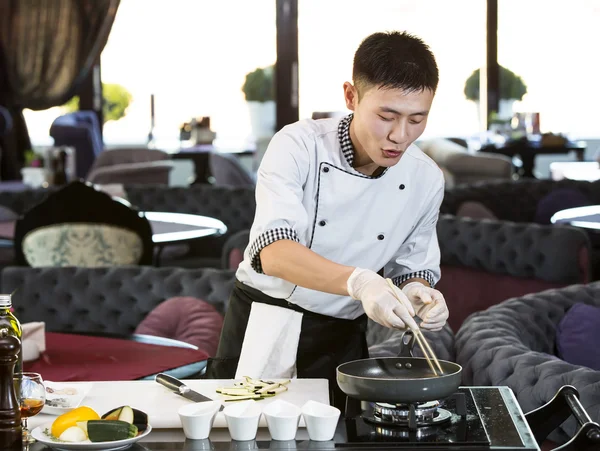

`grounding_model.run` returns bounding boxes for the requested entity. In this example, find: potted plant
[62,83,133,124]
[242,65,275,139]
[464,65,527,119]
